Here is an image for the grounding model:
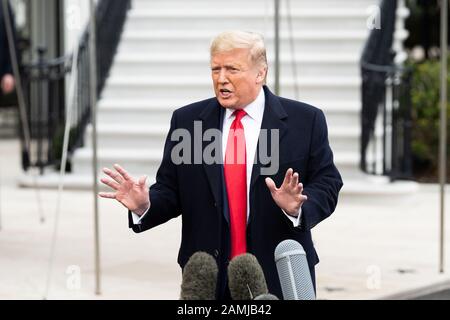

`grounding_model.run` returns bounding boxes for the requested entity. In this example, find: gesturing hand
[265,168,308,217]
[99,164,150,216]
[1,74,15,95]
